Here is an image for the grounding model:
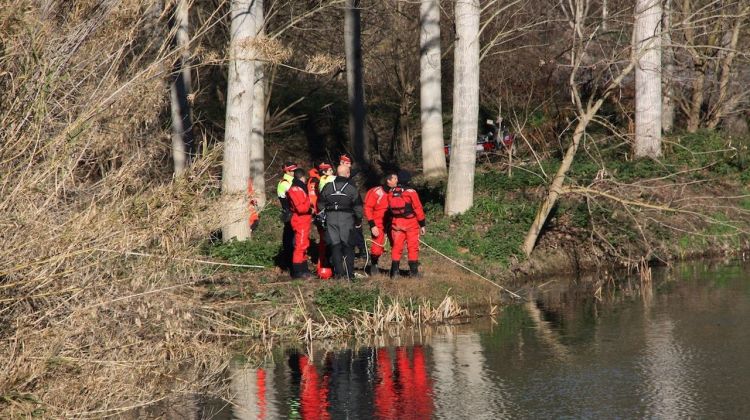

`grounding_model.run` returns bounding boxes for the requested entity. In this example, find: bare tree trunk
[634,0,662,158]
[686,63,706,133]
[521,0,637,256]
[169,0,194,175]
[602,0,609,31]
[445,0,480,216]
[250,0,266,209]
[222,0,261,241]
[345,0,369,166]
[420,0,447,178]
[707,7,744,129]
[661,0,675,133]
